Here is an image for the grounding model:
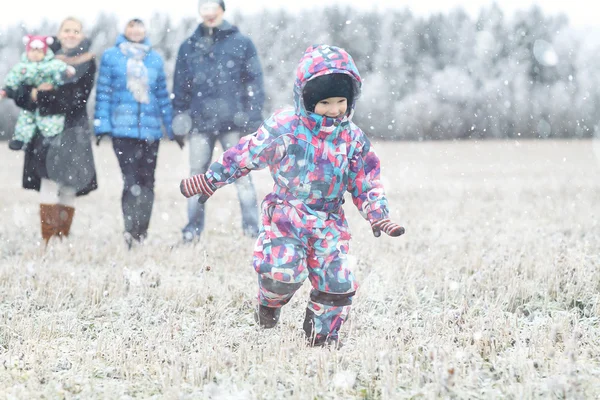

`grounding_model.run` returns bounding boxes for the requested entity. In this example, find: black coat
[12,59,98,196]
